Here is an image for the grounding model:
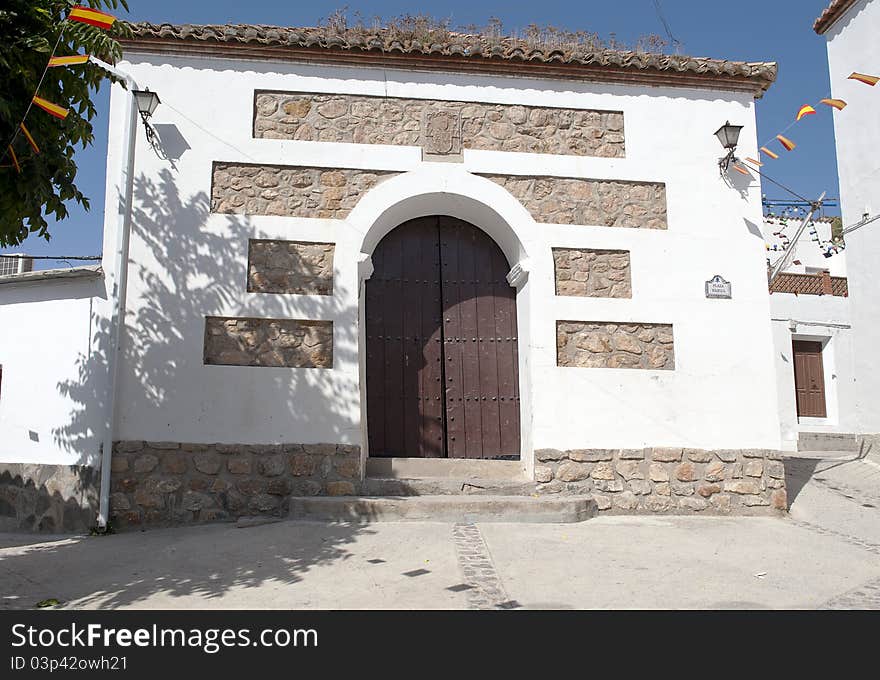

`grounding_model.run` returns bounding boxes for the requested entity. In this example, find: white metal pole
[94,58,139,529]
[769,191,825,284]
